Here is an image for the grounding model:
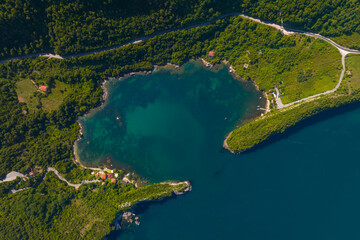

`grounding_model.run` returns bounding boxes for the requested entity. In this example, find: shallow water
[76,61,263,181]
[77,61,360,240]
